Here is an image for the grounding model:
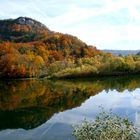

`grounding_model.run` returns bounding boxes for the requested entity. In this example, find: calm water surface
[0,76,140,140]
